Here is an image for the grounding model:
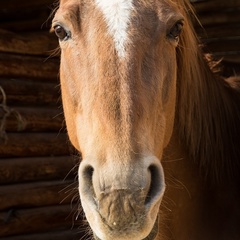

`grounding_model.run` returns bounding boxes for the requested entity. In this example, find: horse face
[53,0,183,239]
